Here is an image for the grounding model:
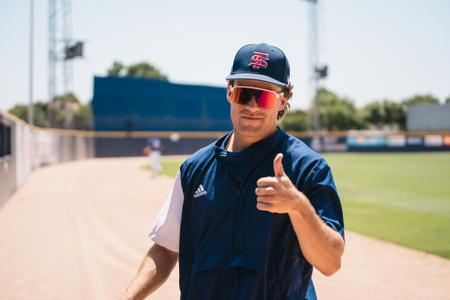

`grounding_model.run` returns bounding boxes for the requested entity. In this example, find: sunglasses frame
[229,85,284,109]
